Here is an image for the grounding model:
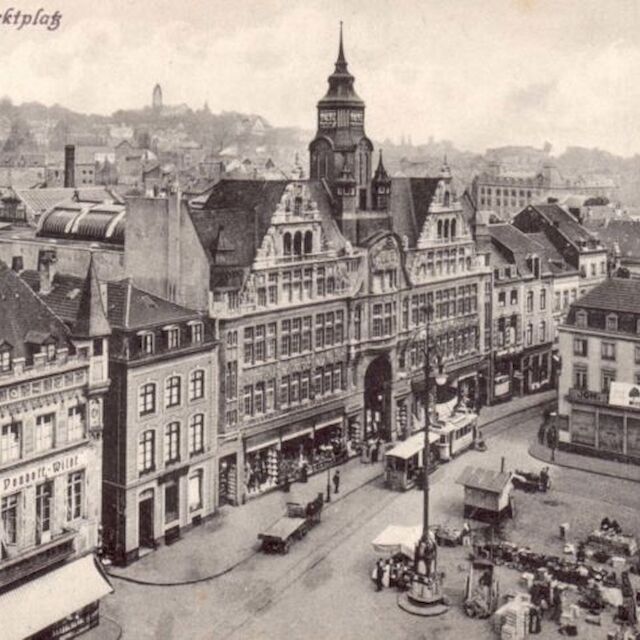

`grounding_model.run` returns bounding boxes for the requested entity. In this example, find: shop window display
[245,446,280,496]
